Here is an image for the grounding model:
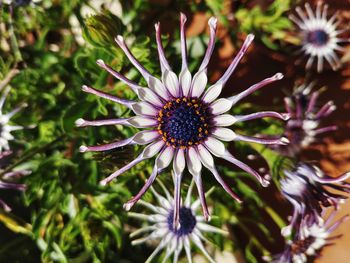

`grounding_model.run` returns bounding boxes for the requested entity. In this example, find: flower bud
[83,11,123,48]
